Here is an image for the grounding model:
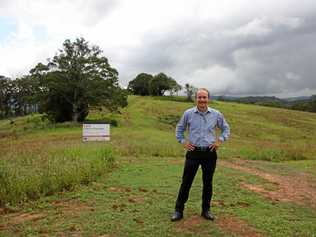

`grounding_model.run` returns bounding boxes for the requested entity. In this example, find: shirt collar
[194,106,211,113]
